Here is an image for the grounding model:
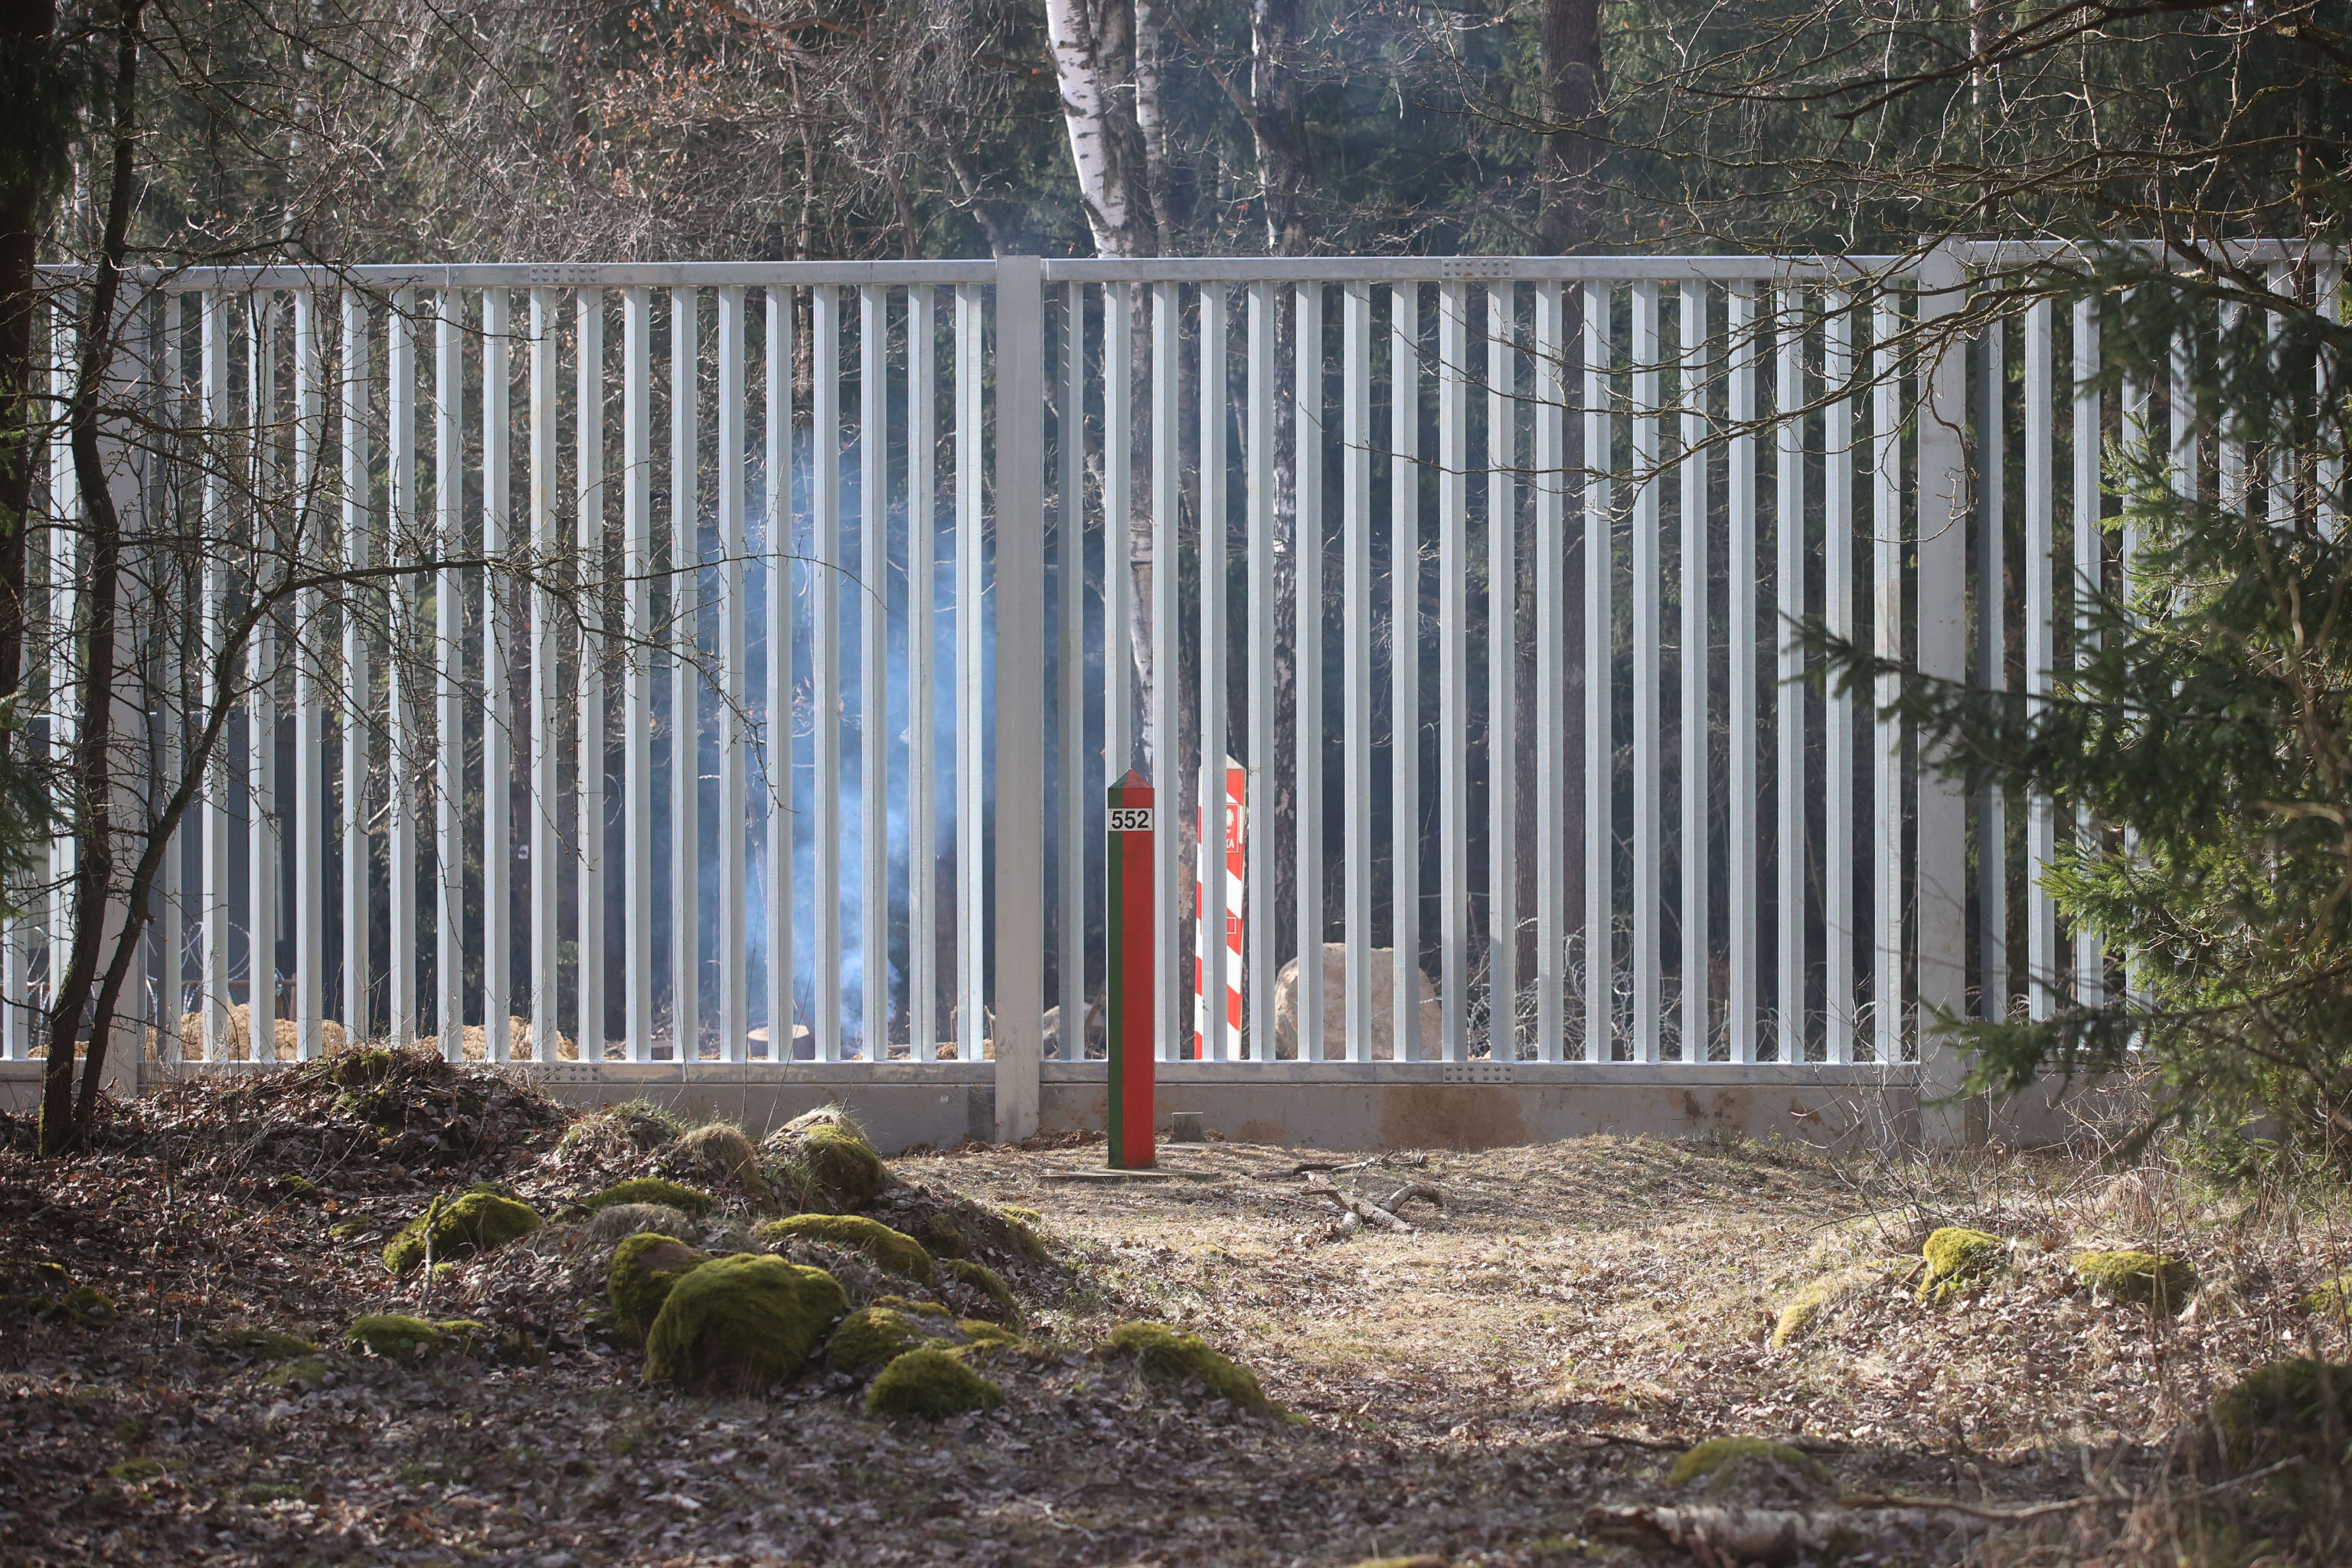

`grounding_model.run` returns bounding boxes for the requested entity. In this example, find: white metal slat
[956,285,985,1061]
[1582,282,1613,1062]
[2219,299,2247,516]
[1436,282,1468,1063]
[1342,283,1372,1063]
[623,289,653,1063]
[1533,284,1564,1063]
[1725,286,1756,1063]
[2072,299,2102,1007]
[577,292,607,1061]
[1978,314,2007,1027]
[341,292,371,1043]
[2320,266,2344,536]
[766,288,795,1057]
[1629,281,1661,1064]
[1775,290,1806,1060]
[2266,266,2292,530]
[906,286,936,1061]
[1246,283,1274,1060]
[1390,283,1422,1063]
[1821,291,1853,1063]
[48,305,76,1034]
[719,286,750,1064]
[1198,285,1230,1063]
[292,293,325,1060]
[1060,283,1086,1060]
[1295,282,1325,1063]
[387,287,417,1047]
[813,286,844,1060]
[1152,283,1181,1063]
[528,289,560,1060]
[673,289,701,1060]
[1872,292,1902,1063]
[1487,285,1517,1063]
[861,286,890,1061]
[251,302,280,1059]
[435,289,464,1060]
[482,289,513,1062]
[2023,299,2055,1022]
[1677,279,1708,1061]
